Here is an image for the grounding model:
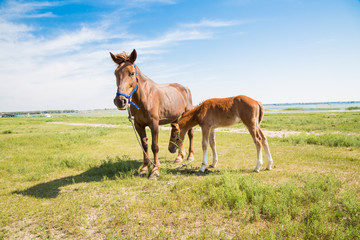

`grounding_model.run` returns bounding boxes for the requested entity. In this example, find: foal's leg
[174,128,194,163]
[209,129,218,168]
[174,147,186,164]
[174,126,187,164]
[135,123,150,175]
[149,121,160,179]
[258,128,273,170]
[247,125,263,173]
[199,127,210,172]
[187,128,194,161]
